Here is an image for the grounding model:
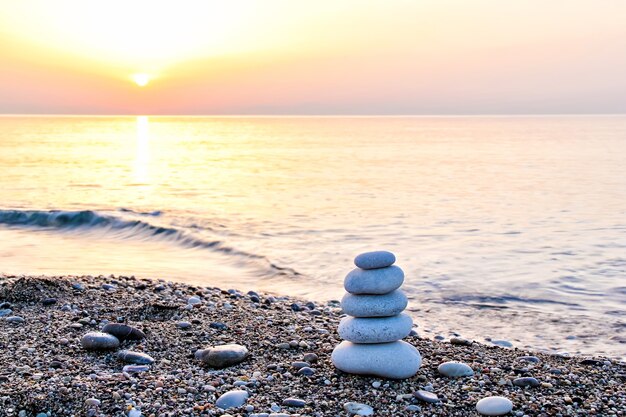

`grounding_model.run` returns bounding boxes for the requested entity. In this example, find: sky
[1,0,625,115]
